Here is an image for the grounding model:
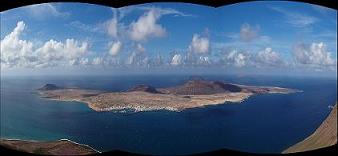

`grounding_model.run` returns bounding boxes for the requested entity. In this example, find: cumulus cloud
[293,42,336,67]
[34,39,88,68]
[125,44,147,66]
[240,23,260,42]
[256,47,284,67]
[234,54,246,67]
[37,39,88,60]
[171,54,183,66]
[103,57,121,66]
[92,57,103,65]
[126,52,145,66]
[1,21,35,68]
[104,6,193,40]
[225,50,249,67]
[80,58,90,65]
[197,56,211,65]
[128,9,166,41]
[1,21,89,68]
[90,56,122,66]
[109,41,122,56]
[69,58,90,66]
[189,34,210,54]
